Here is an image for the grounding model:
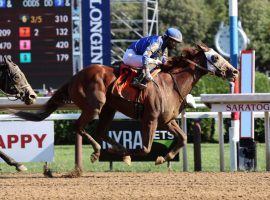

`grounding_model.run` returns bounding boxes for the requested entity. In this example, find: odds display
[0,0,73,88]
